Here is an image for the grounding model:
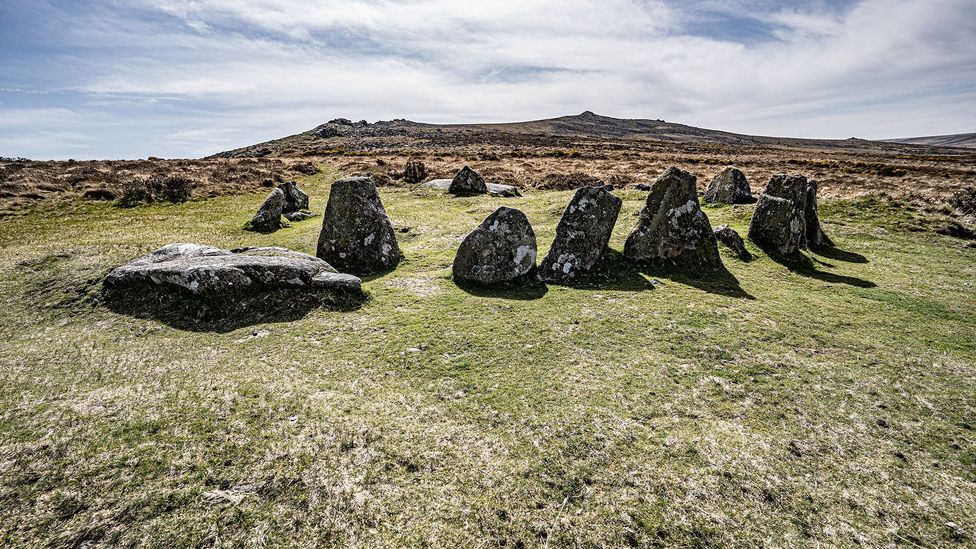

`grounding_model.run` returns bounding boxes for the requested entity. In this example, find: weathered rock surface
[278,181,309,213]
[453,207,537,284]
[748,194,805,256]
[540,185,622,282]
[624,167,722,270]
[748,173,831,255]
[424,179,521,197]
[704,167,753,204]
[103,243,362,299]
[449,166,489,195]
[283,211,316,222]
[713,224,752,261]
[246,187,285,232]
[403,160,428,184]
[317,175,400,274]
